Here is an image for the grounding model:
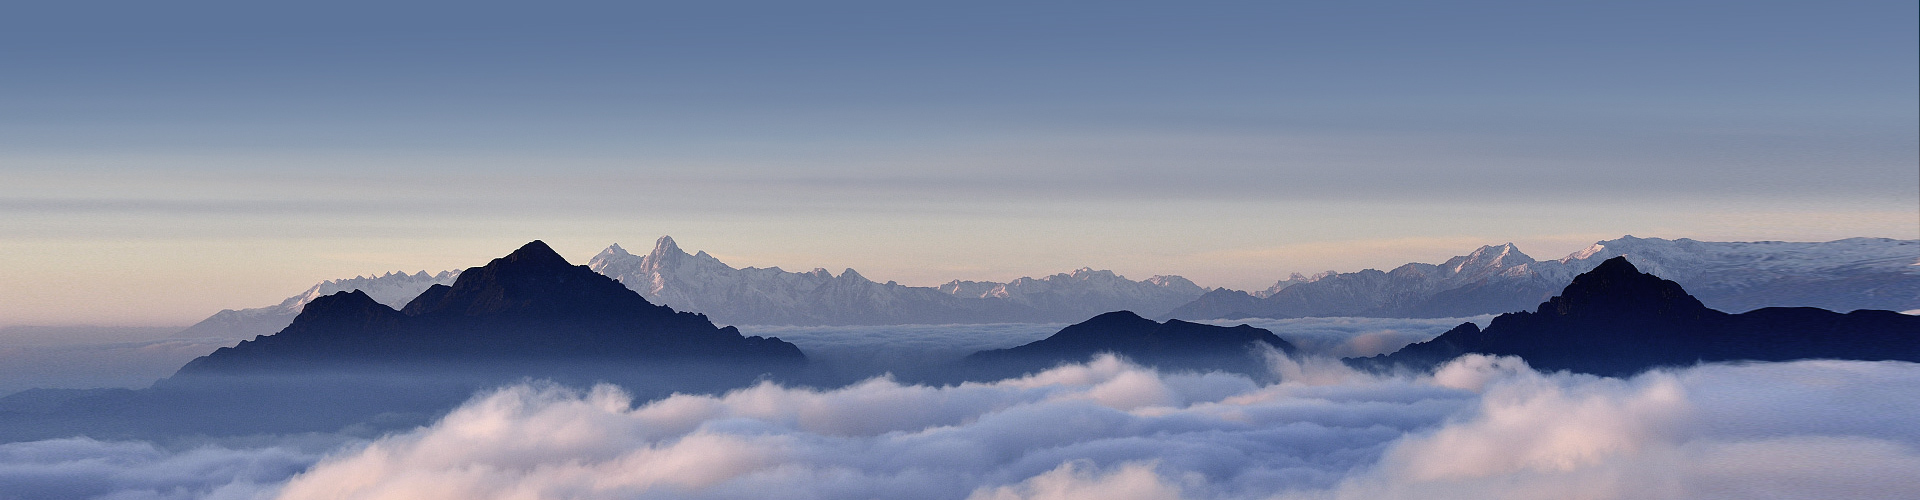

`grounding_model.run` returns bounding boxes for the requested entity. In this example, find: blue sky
[2,1,1915,325]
